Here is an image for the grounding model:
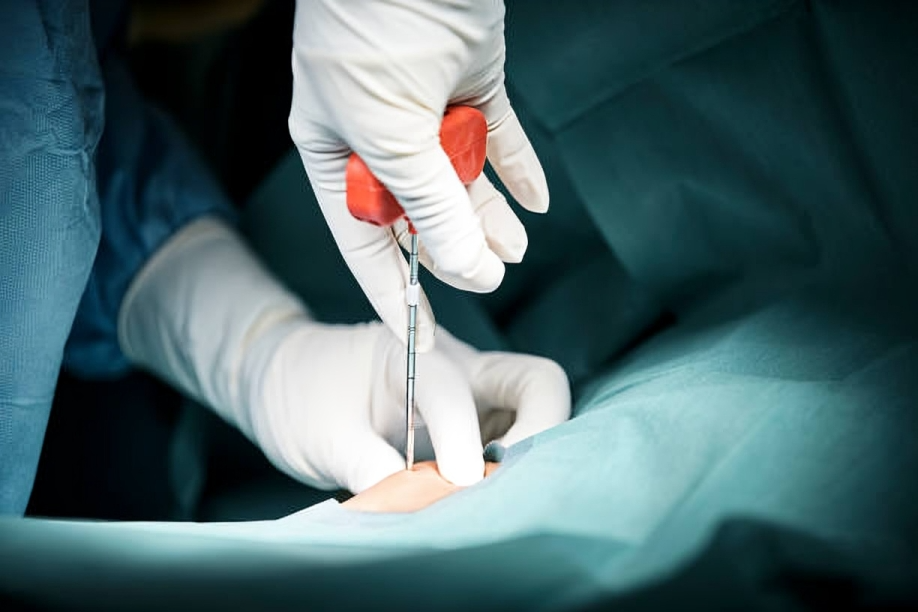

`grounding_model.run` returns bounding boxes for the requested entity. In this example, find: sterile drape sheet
[2,280,916,610]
